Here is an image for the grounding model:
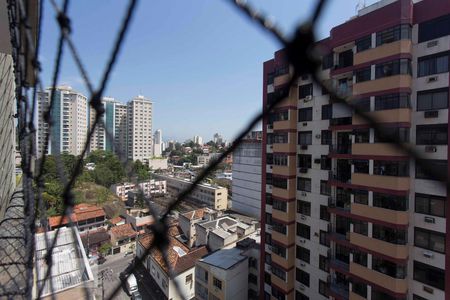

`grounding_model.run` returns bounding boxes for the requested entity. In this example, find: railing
[329,144,352,154]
